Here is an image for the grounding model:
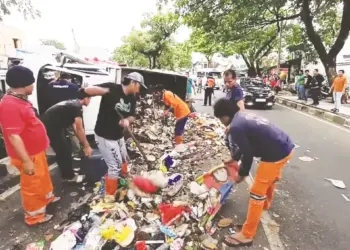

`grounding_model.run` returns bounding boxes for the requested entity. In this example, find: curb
[276,97,350,129]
